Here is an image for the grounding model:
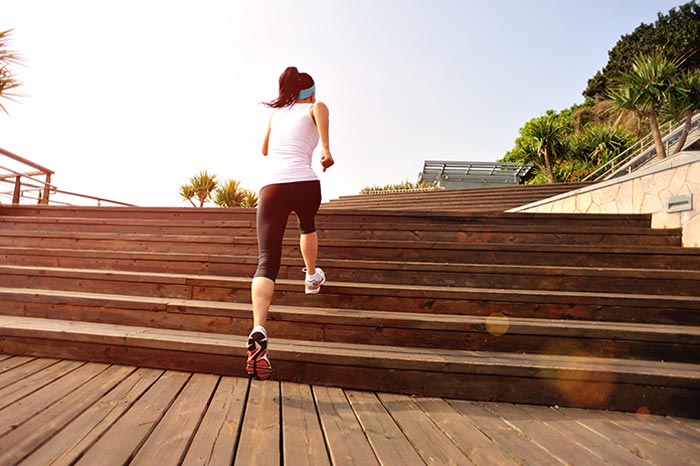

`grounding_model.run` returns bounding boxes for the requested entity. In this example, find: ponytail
[264,66,315,108]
